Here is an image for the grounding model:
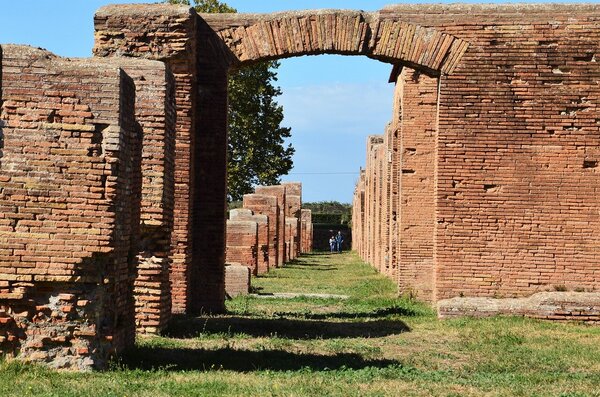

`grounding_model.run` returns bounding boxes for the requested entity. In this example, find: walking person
[329,235,336,253]
[335,231,344,253]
